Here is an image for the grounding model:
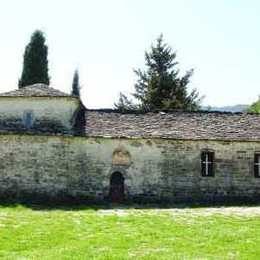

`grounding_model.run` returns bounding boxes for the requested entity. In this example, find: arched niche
[112,147,131,166]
